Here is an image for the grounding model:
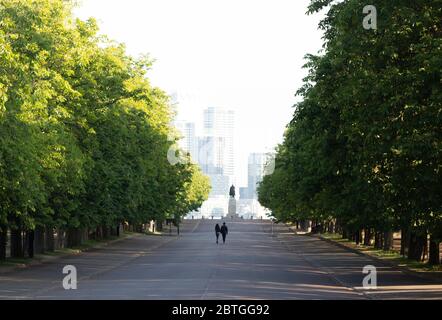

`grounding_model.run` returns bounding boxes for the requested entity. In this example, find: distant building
[233,152,273,219]
[247,153,268,199]
[239,187,250,200]
[244,199,272,219]
[207,174,230,197]
[198,136,224,175]
[174,121,198,161]
[199,107,235,198]
[203,107,235,177]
